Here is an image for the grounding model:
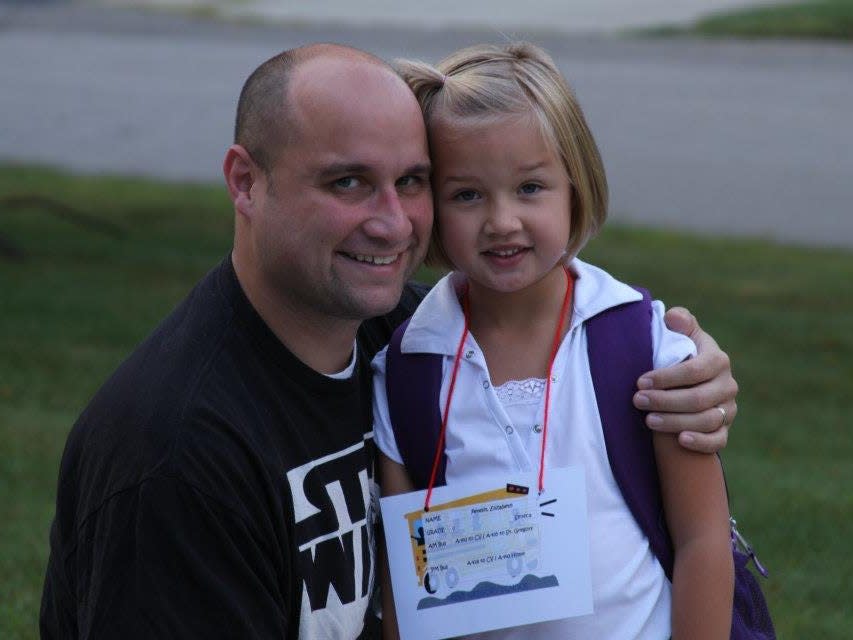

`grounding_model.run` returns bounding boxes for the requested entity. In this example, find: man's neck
[232,253,360,375]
